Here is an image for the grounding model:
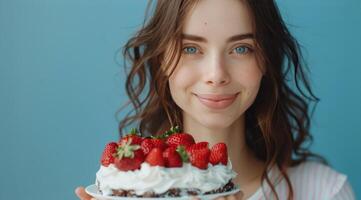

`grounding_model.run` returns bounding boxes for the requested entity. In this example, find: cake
[95,126,238,198]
